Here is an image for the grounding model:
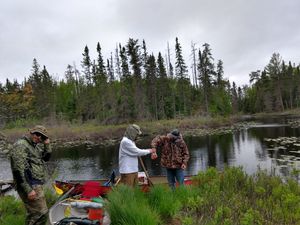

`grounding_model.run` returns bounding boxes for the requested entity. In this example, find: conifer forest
[1,38,299,125]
